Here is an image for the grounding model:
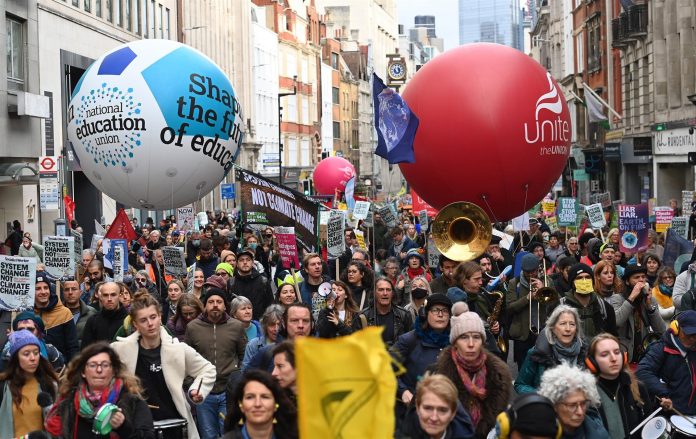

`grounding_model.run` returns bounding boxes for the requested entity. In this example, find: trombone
[529,258,557,334]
